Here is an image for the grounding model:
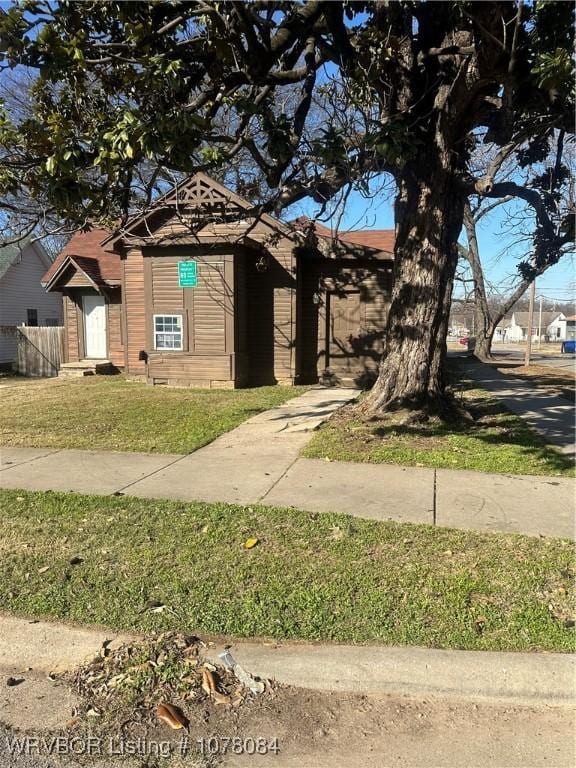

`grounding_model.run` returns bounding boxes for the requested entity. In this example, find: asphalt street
[490,348,576,372]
